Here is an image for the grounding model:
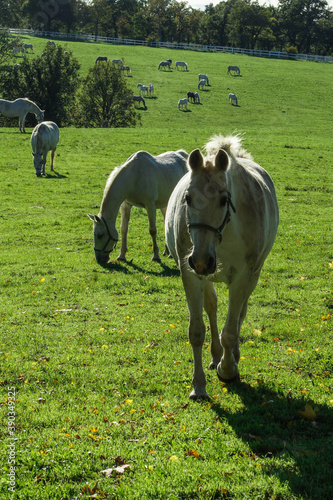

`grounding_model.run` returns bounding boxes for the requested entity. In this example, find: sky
[186,0,333,11]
